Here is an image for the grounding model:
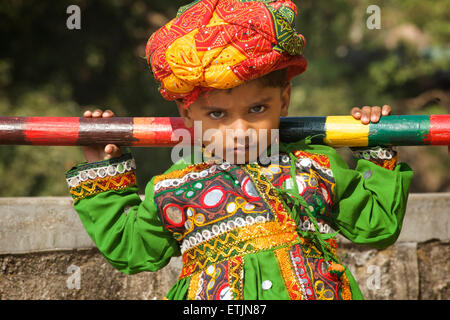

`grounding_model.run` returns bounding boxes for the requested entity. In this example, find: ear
[280,82,291,117]
[175,100,194,128]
